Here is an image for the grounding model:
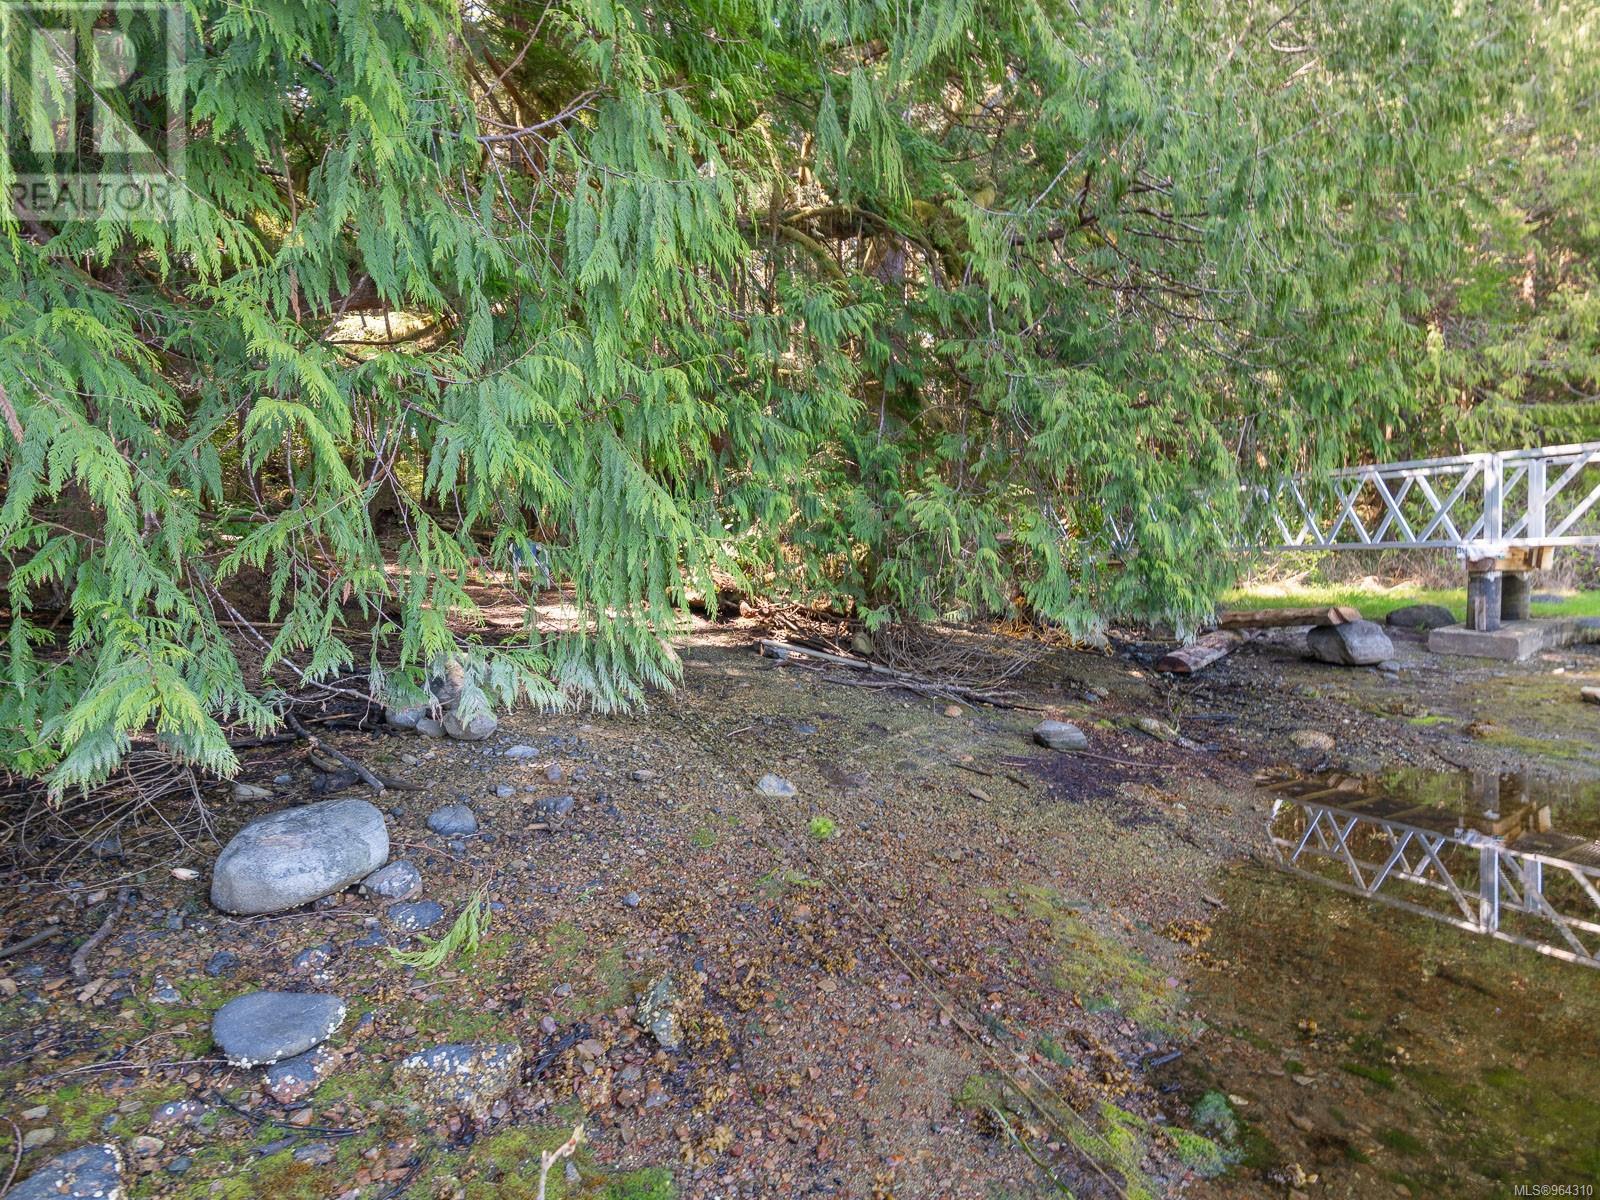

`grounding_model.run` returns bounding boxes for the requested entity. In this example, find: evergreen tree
[0,0,1562,791]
